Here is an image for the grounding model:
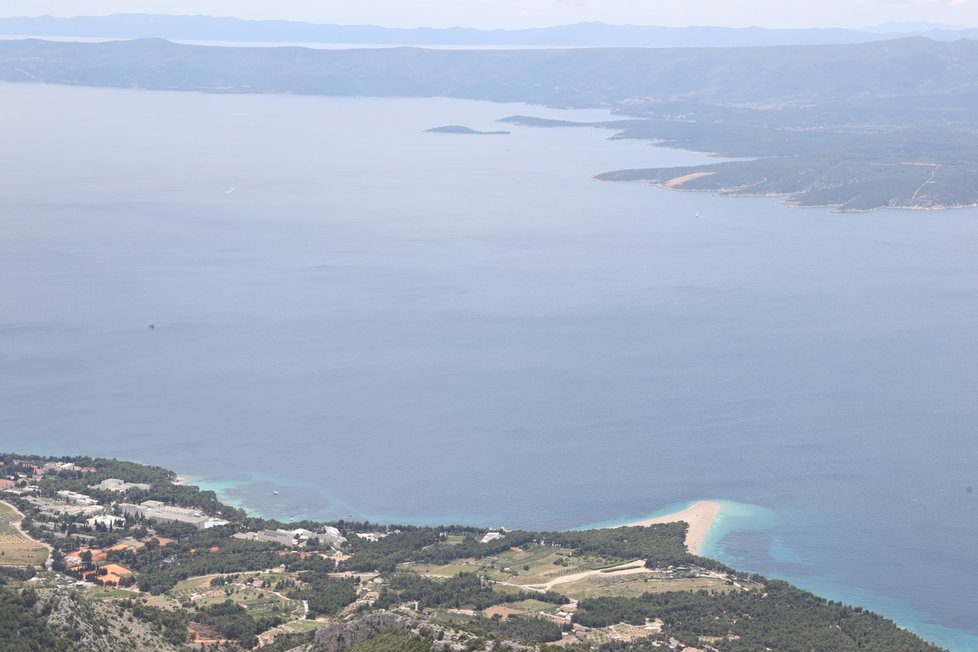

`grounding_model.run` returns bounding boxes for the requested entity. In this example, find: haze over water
[2,83,977,649]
